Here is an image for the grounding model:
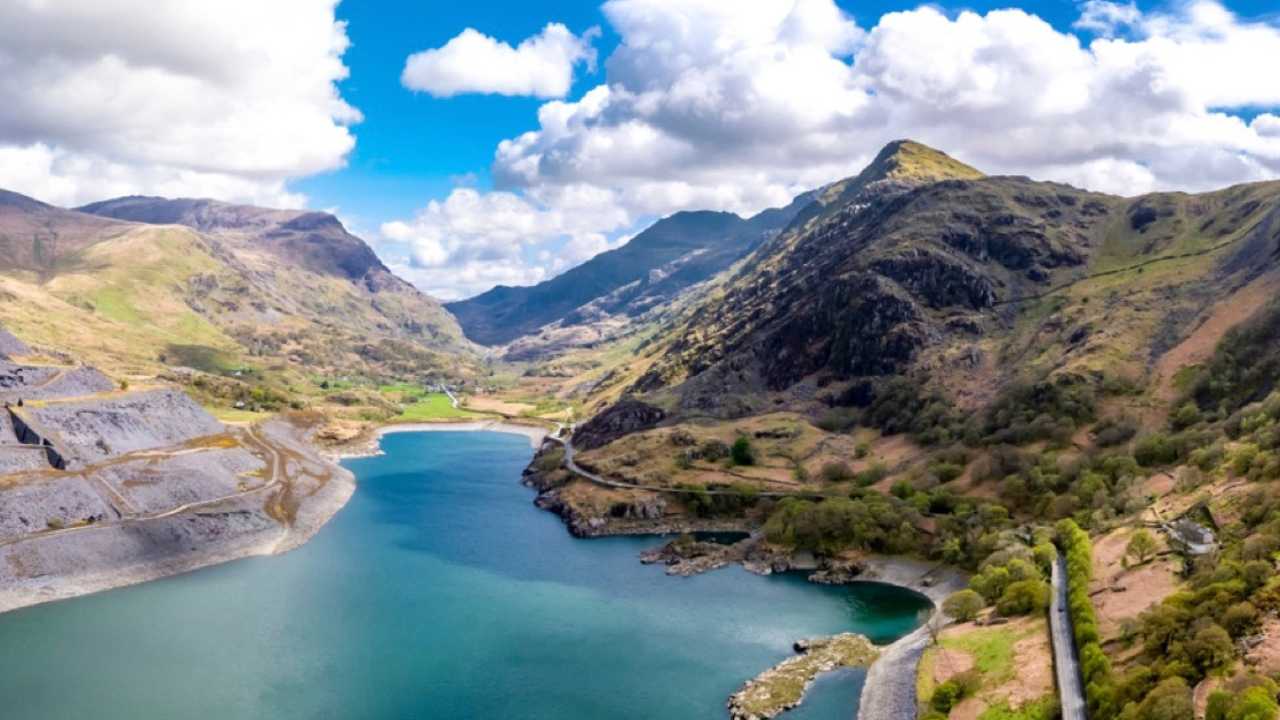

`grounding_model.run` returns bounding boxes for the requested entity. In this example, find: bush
[942,589,985,622]
[1125,529,1158,566]
[819,461,854,483]
[815,407,859,433]
[998,579,1050,616]
[1094,416,1138,447]
[533,448,565,473]
[854,462,889,487]
[930,462,965,483]
[731,436,755,466]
